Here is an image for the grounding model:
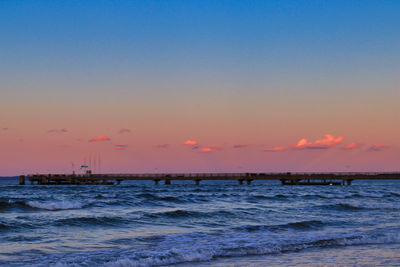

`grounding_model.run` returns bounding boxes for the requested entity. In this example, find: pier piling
[19,175,25,185]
